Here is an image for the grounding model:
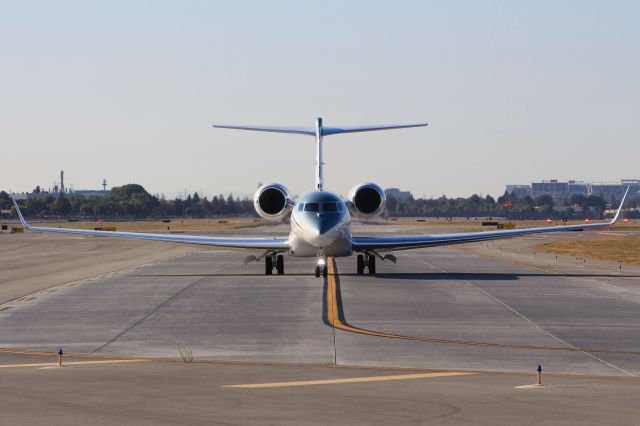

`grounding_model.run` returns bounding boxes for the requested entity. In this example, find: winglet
[609,186,630,225]
[10,194,31,230]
